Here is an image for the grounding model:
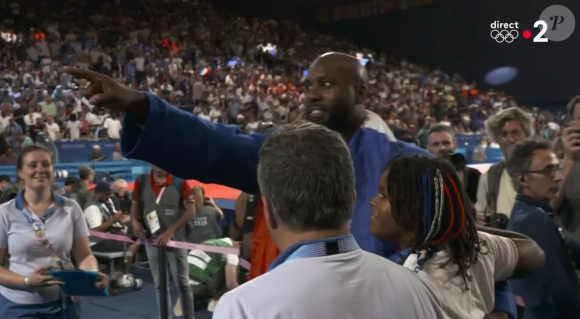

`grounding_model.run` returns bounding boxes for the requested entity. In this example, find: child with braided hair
[370,154,545,319]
